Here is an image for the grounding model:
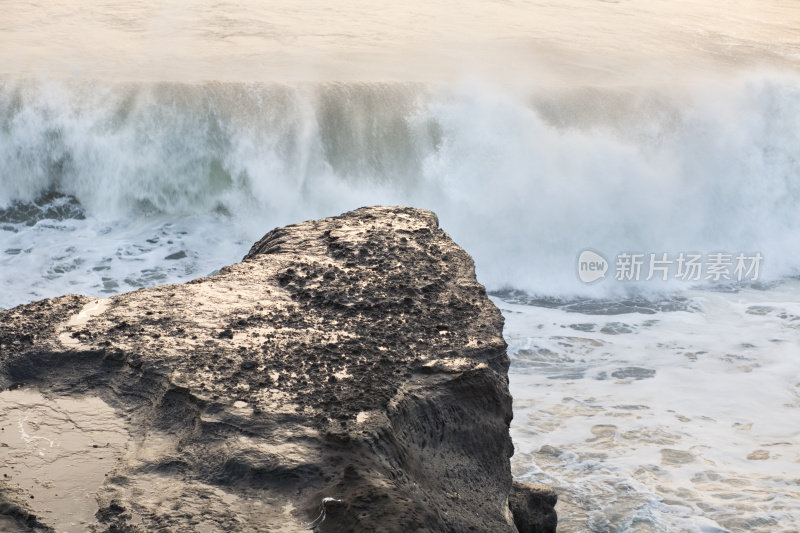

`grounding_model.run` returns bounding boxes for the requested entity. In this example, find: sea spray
[2,75,800,307]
